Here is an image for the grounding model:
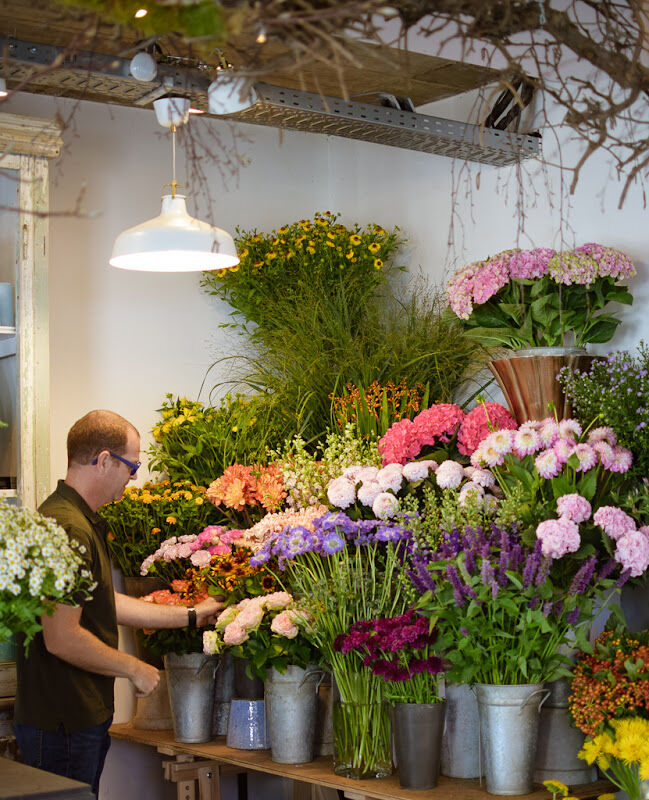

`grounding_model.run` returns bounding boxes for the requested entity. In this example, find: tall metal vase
[441,683,482,779]
[164,652,218,743]
[488,347,594,424]
[393,701,446,790]
[475,683,548,796]
[265,665,320,764]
